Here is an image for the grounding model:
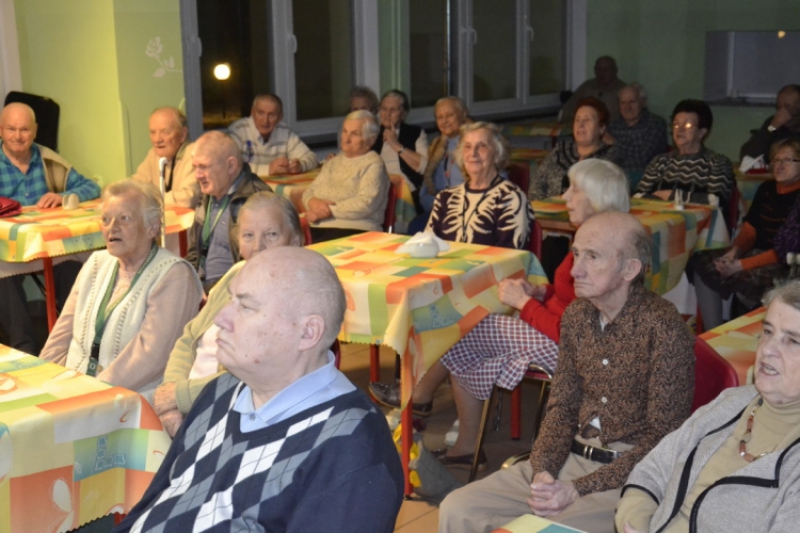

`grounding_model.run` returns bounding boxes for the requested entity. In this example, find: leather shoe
[439,449,487,471]
[369,382,433,417]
